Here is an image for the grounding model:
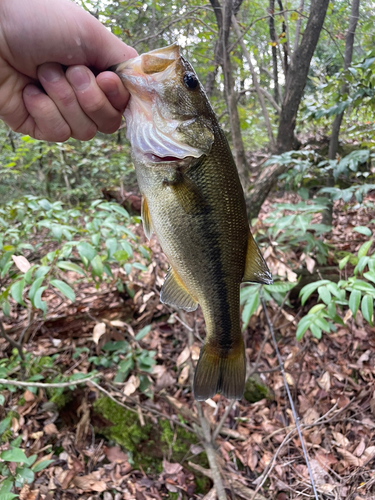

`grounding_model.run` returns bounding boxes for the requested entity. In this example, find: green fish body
[115,44,272,400]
